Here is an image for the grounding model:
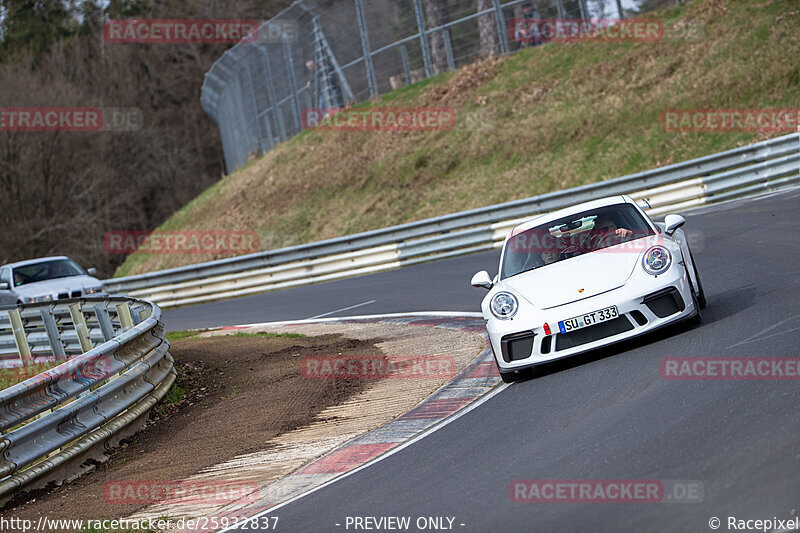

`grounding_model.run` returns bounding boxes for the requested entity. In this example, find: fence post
[243,68,264,153]
[400,45,412,87]
[257,43,288,141]
[8,309,33,366]
[116,302,134,332]
[40,306,66,360]
[556,0,566,19]
[491,0,510,55]
[444,30,455,72]
[68,303,93,353]
[413,0,433,78]
[282,36,303,134]
[353,0,378,98]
